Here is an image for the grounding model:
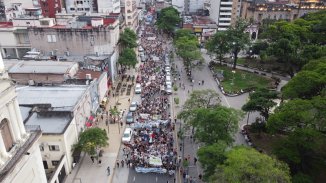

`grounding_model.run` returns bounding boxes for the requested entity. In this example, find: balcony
[0,125,42,182]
